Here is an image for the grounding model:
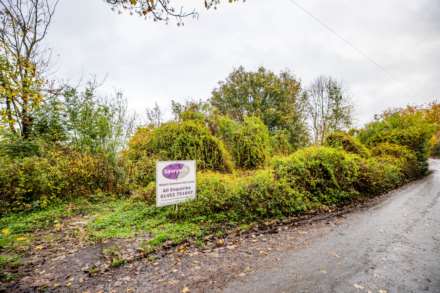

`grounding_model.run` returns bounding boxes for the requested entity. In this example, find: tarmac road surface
[222,159,440,293]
